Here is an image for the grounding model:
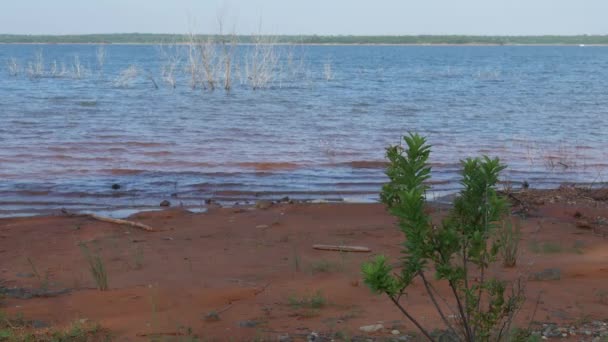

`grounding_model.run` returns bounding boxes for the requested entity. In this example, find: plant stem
[389,295,436,342]
[419,271,458,337]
